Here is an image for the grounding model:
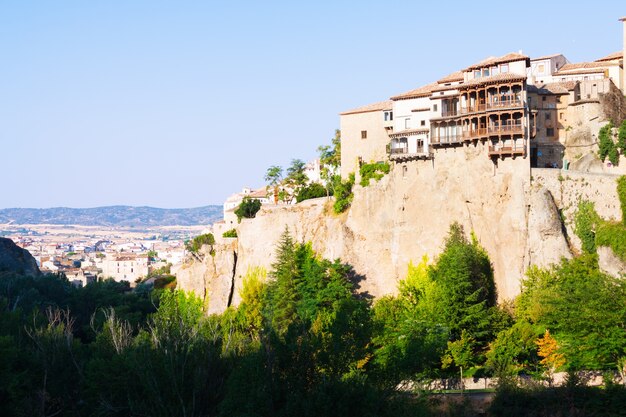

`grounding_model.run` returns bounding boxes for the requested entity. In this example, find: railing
[460,98,523,114]
[432,135,462,144]
[488,143,526,156]
[441,109,459,117]
[461,124,524,139]
[390,146,408,155]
